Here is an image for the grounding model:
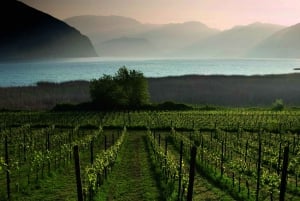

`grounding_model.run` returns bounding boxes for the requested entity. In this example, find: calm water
[0,57,299,86]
